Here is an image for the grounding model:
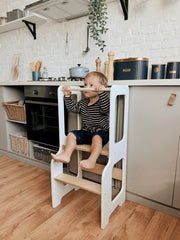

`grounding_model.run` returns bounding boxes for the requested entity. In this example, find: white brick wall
[0,0,180,81]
